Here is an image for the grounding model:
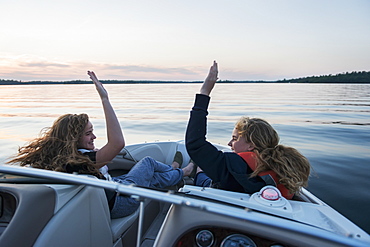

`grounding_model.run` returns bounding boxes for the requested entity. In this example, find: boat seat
[108,143,173,176]
[110,205,139,242]
[33,184,143,247]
